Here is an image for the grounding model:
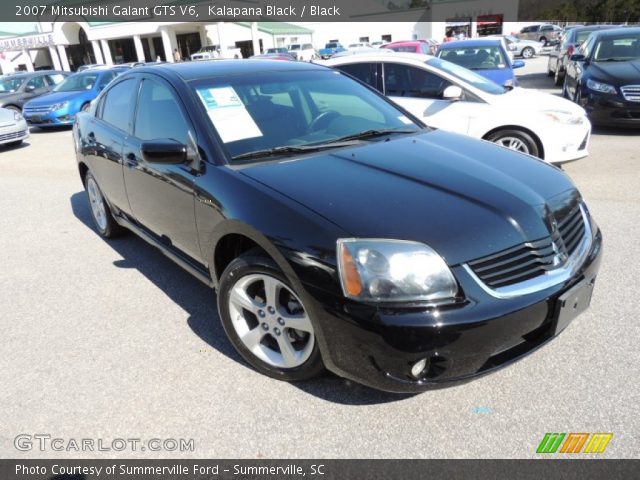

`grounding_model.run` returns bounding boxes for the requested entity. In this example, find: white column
[251,22,260,55]
[48,46,62,70]
[22,50,34,72]
[91,40,104,64]
[217,22,226,51]
[100,39,113,65]
[161,27,175,63]
[56,44,71,71]
[133,35,145,62]
[149,39,157,61]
